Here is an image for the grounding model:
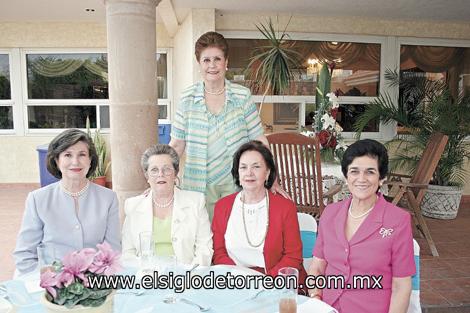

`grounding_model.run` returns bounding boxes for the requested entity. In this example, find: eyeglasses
[148,166,174,177]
